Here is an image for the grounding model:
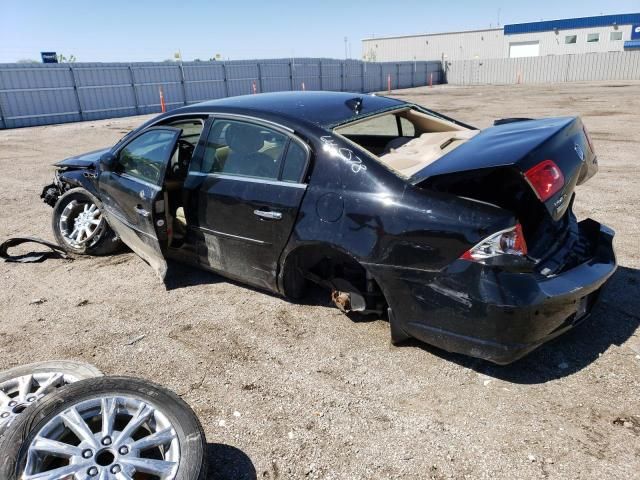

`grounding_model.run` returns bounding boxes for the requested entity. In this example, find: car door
[188,117,310,291]
[98,127,181,279]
